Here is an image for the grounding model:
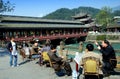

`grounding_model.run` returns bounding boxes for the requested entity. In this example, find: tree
[96,6,112,32]
[0,0,15,14]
